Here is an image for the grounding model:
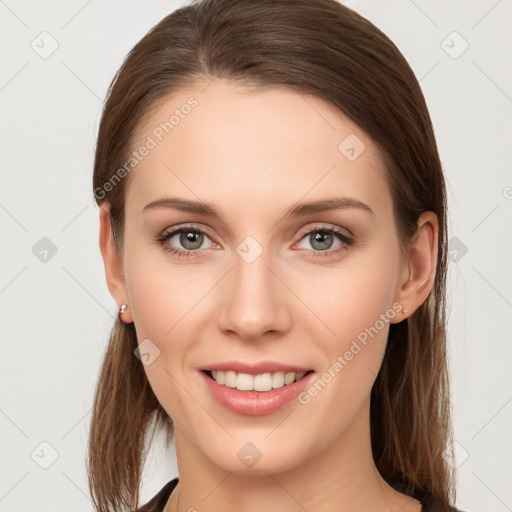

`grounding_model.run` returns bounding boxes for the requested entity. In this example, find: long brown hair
[88,0,455,510]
